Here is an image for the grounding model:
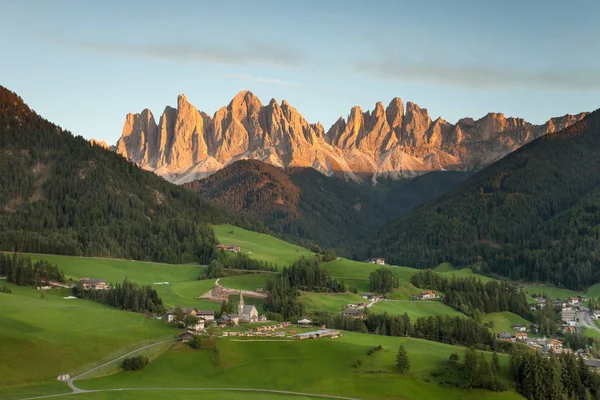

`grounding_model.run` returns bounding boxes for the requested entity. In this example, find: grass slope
[77,332,522,400]
[481,312,532,334]
[369,301,464,319]
[218,274,271,292]
[299,292,366,313]
[0,282,174,389]
[213,224,314,267]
